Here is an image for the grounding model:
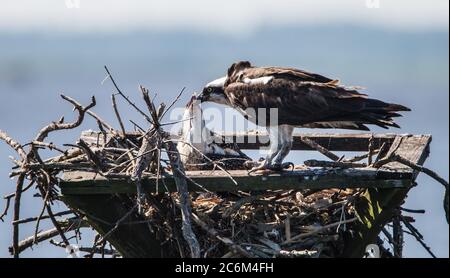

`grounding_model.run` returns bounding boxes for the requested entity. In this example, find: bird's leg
[249,126,282,172]
[270,125,294,170]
